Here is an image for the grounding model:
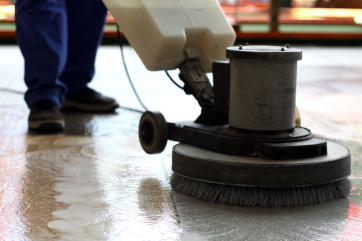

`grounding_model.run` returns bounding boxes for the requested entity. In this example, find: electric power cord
[116,24,148,111]
[0,86,144,114]
[0,87,24,95]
